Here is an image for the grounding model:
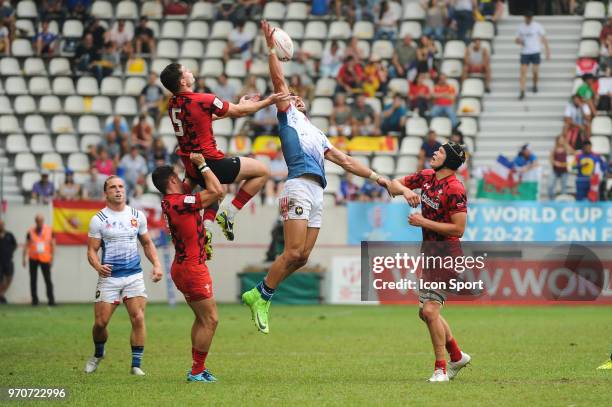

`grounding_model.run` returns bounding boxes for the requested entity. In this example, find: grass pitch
[1,304,611,406]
